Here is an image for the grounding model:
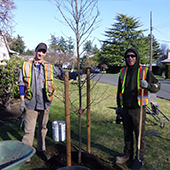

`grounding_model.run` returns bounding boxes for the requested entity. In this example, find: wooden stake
[87,68,91,153]
[64,71,71,166]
